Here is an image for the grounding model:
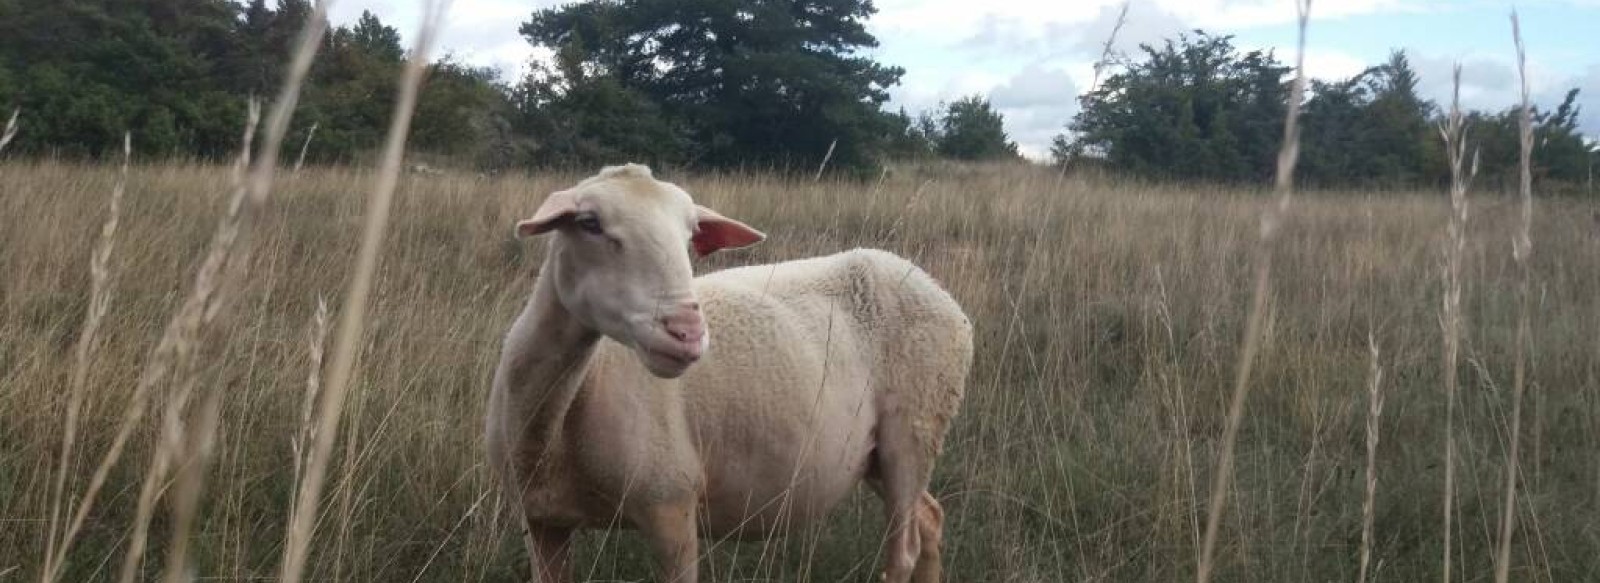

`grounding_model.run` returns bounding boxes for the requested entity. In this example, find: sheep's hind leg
[869,417,938,583]
[910,491,945,583]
